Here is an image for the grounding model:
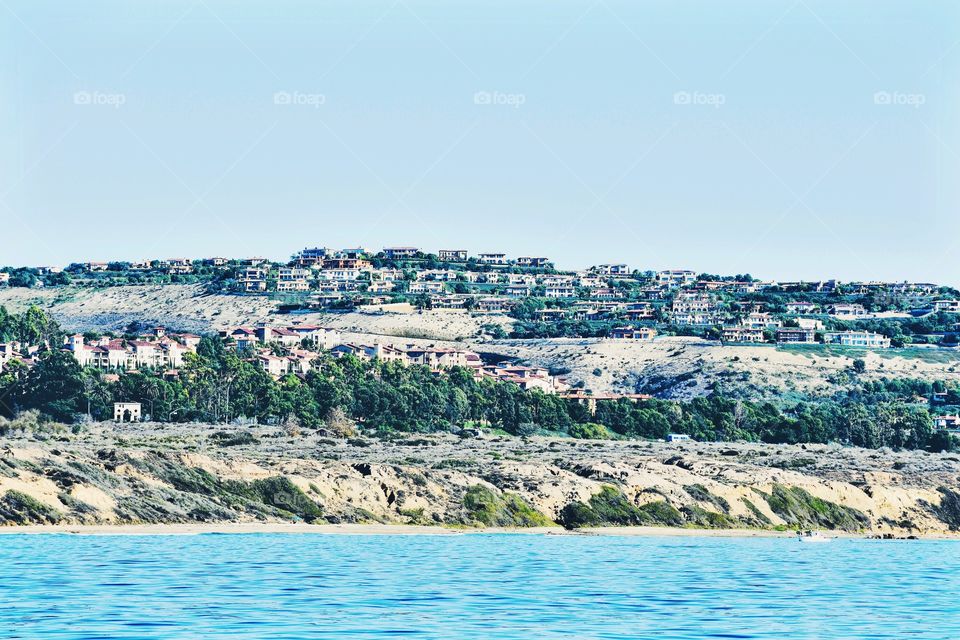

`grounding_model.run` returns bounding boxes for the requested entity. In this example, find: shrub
[569,423,612,440]
[462,485,552,527]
